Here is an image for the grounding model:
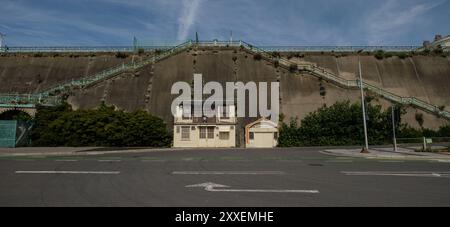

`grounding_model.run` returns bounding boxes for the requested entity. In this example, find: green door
[0,120,17,148]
